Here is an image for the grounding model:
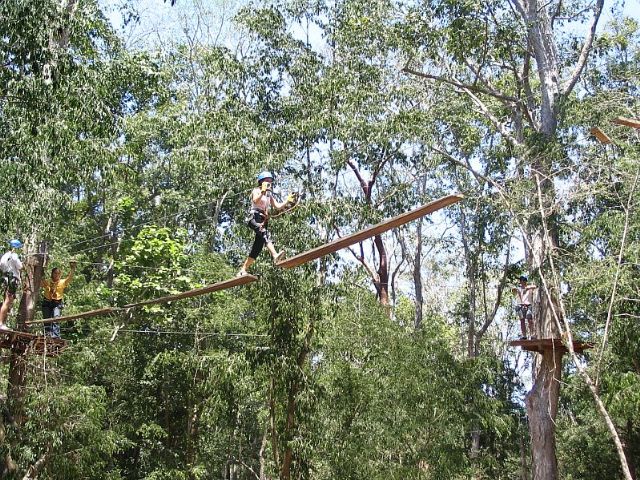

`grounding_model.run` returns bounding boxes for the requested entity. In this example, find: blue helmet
[257,171,274,184]
[9,239,23,249]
